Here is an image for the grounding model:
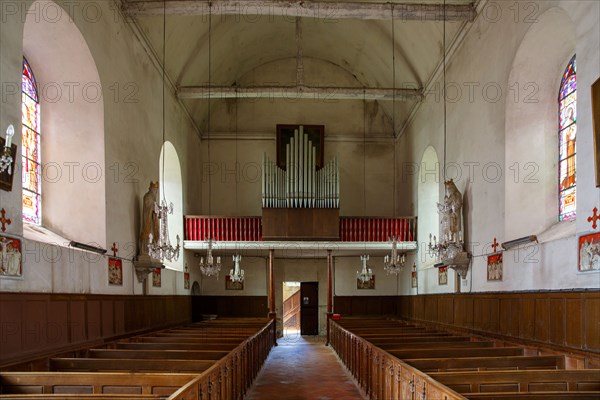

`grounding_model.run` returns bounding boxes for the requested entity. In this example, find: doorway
[300,282,319,335]
[282,282,301,337]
